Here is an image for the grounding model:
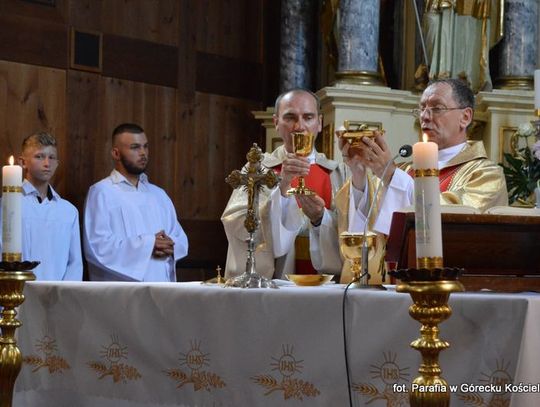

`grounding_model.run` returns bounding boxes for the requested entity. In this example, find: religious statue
[422,0,504,92]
